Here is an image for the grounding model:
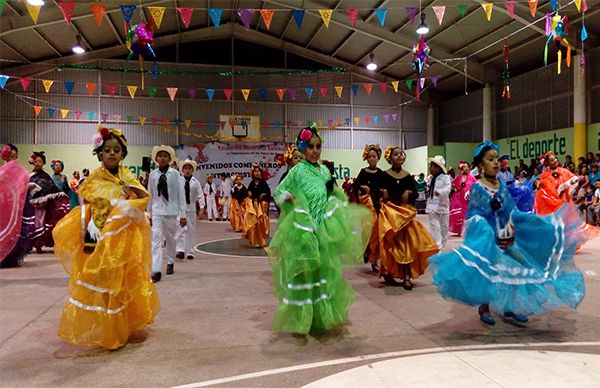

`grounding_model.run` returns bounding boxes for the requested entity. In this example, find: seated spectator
[587,181,600,226]
[589,164,600,185]
[564,155,575,172]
